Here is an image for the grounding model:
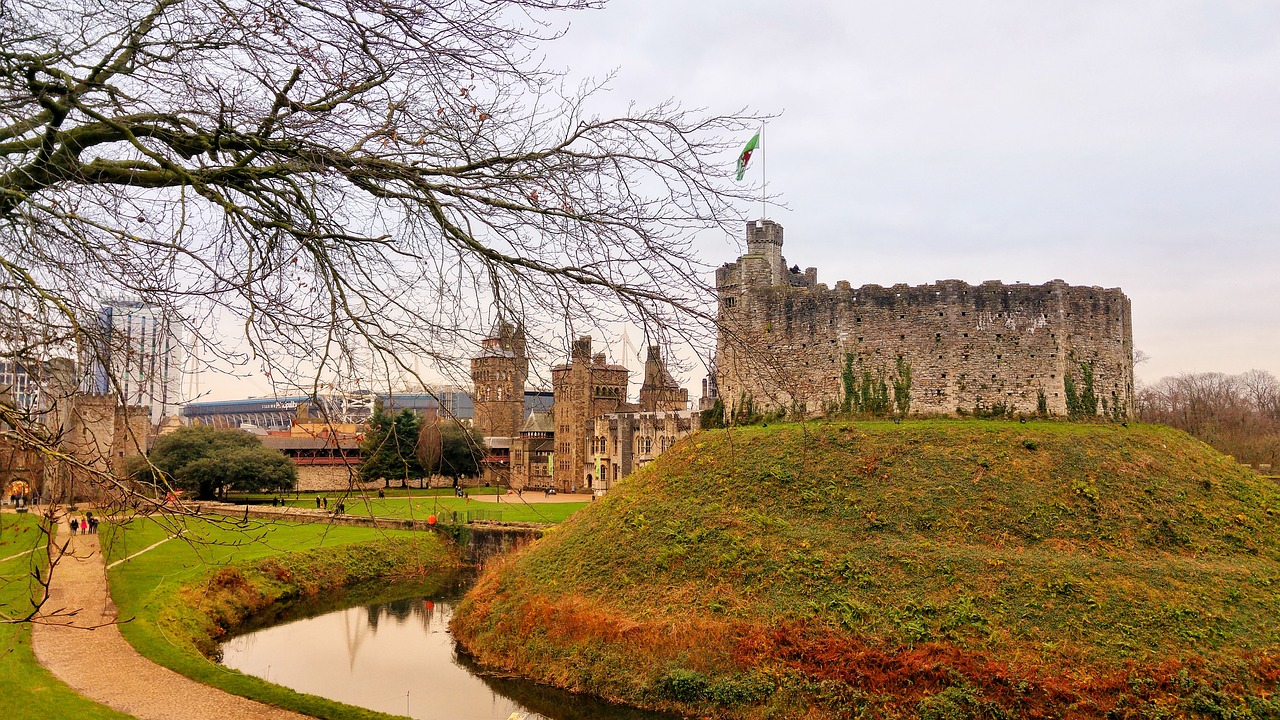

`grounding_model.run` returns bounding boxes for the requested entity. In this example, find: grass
[231,485,505,499]
[0,511,132,720]
[102,514,461,720]
[258,494,589,524]
[454,419,1280,719]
